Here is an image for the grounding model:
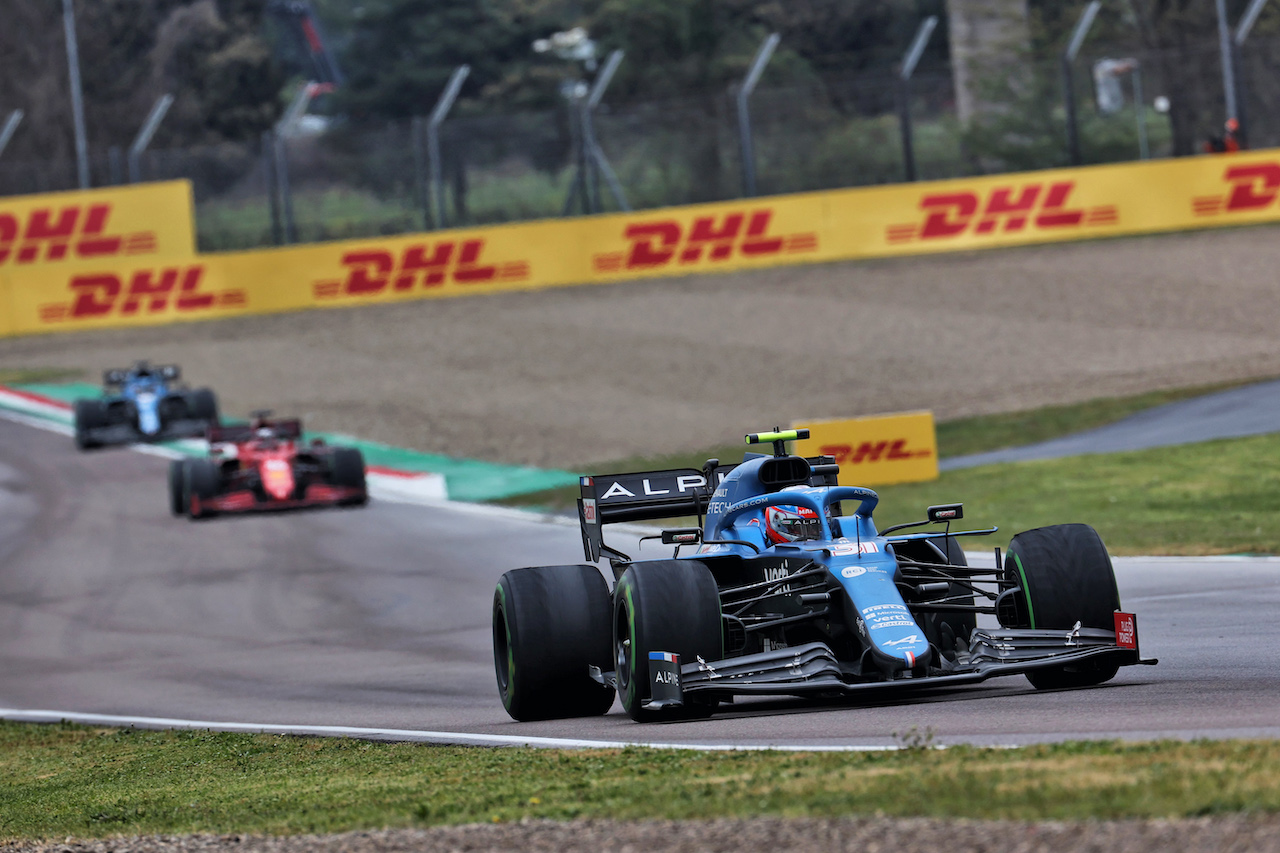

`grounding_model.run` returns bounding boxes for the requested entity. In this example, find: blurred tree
[0,0,281,168]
